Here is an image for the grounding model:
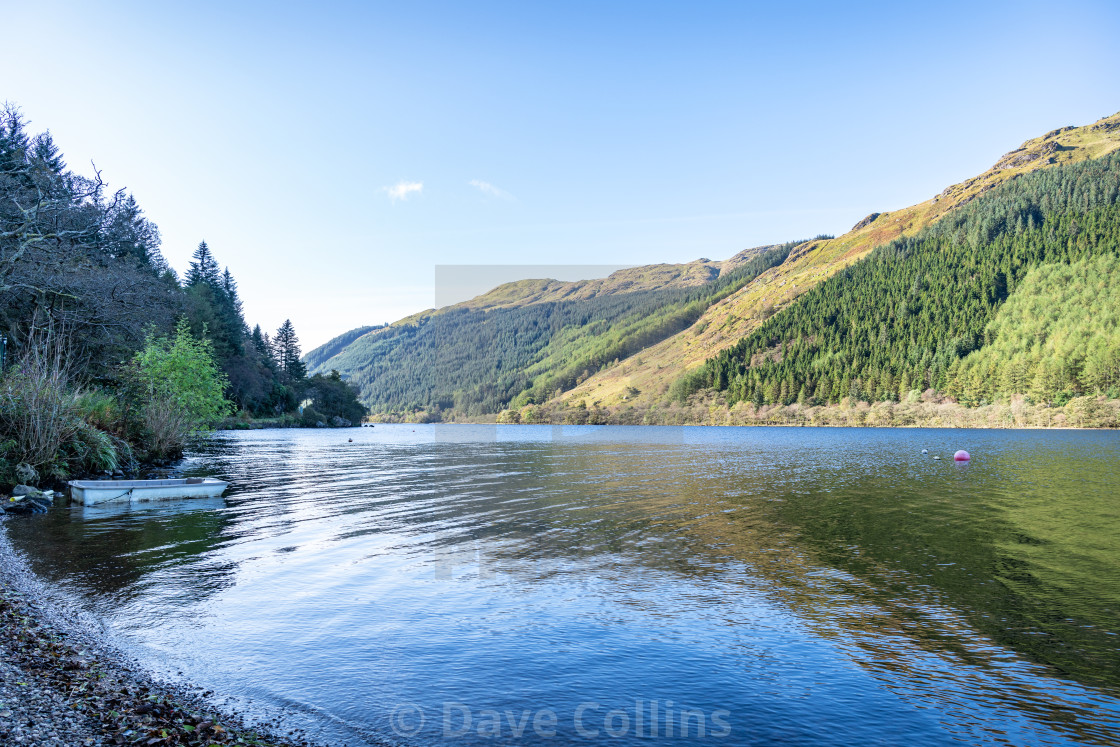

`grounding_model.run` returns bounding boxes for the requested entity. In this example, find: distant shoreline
[374,421,1116,430]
